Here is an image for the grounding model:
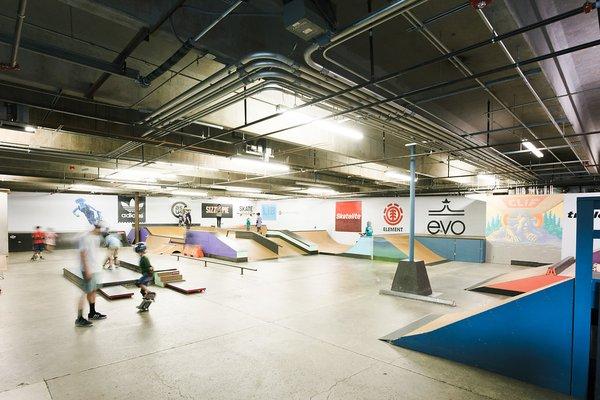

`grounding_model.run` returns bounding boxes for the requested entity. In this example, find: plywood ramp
[379,234,444,264]
[217,235,277,262]
[145,235,184,255]
[294,230,350,255]
[269,237,306,257]
[144,226,186,239]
